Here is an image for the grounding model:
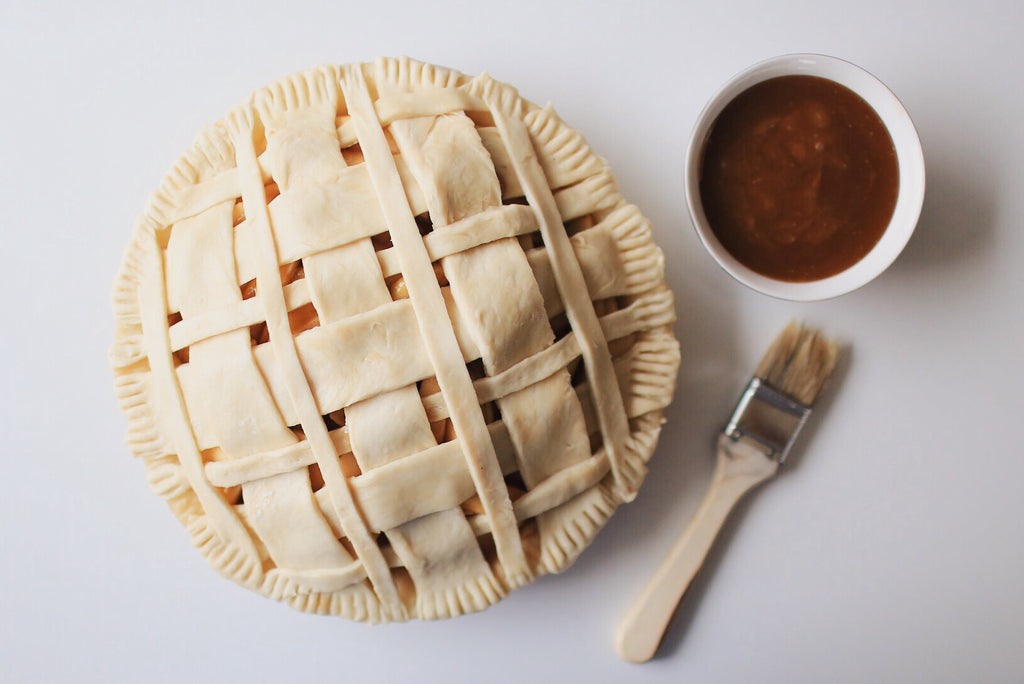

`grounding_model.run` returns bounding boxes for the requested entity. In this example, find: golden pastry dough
[110,58,680,621]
